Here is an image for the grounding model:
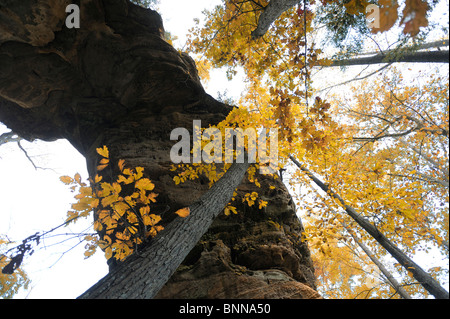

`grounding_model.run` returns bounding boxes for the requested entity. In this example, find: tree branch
[251,0,300,39]
[78,160,250,299]
[289,155,449,299]
[0,131,21,146]
[330,50,449,67]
